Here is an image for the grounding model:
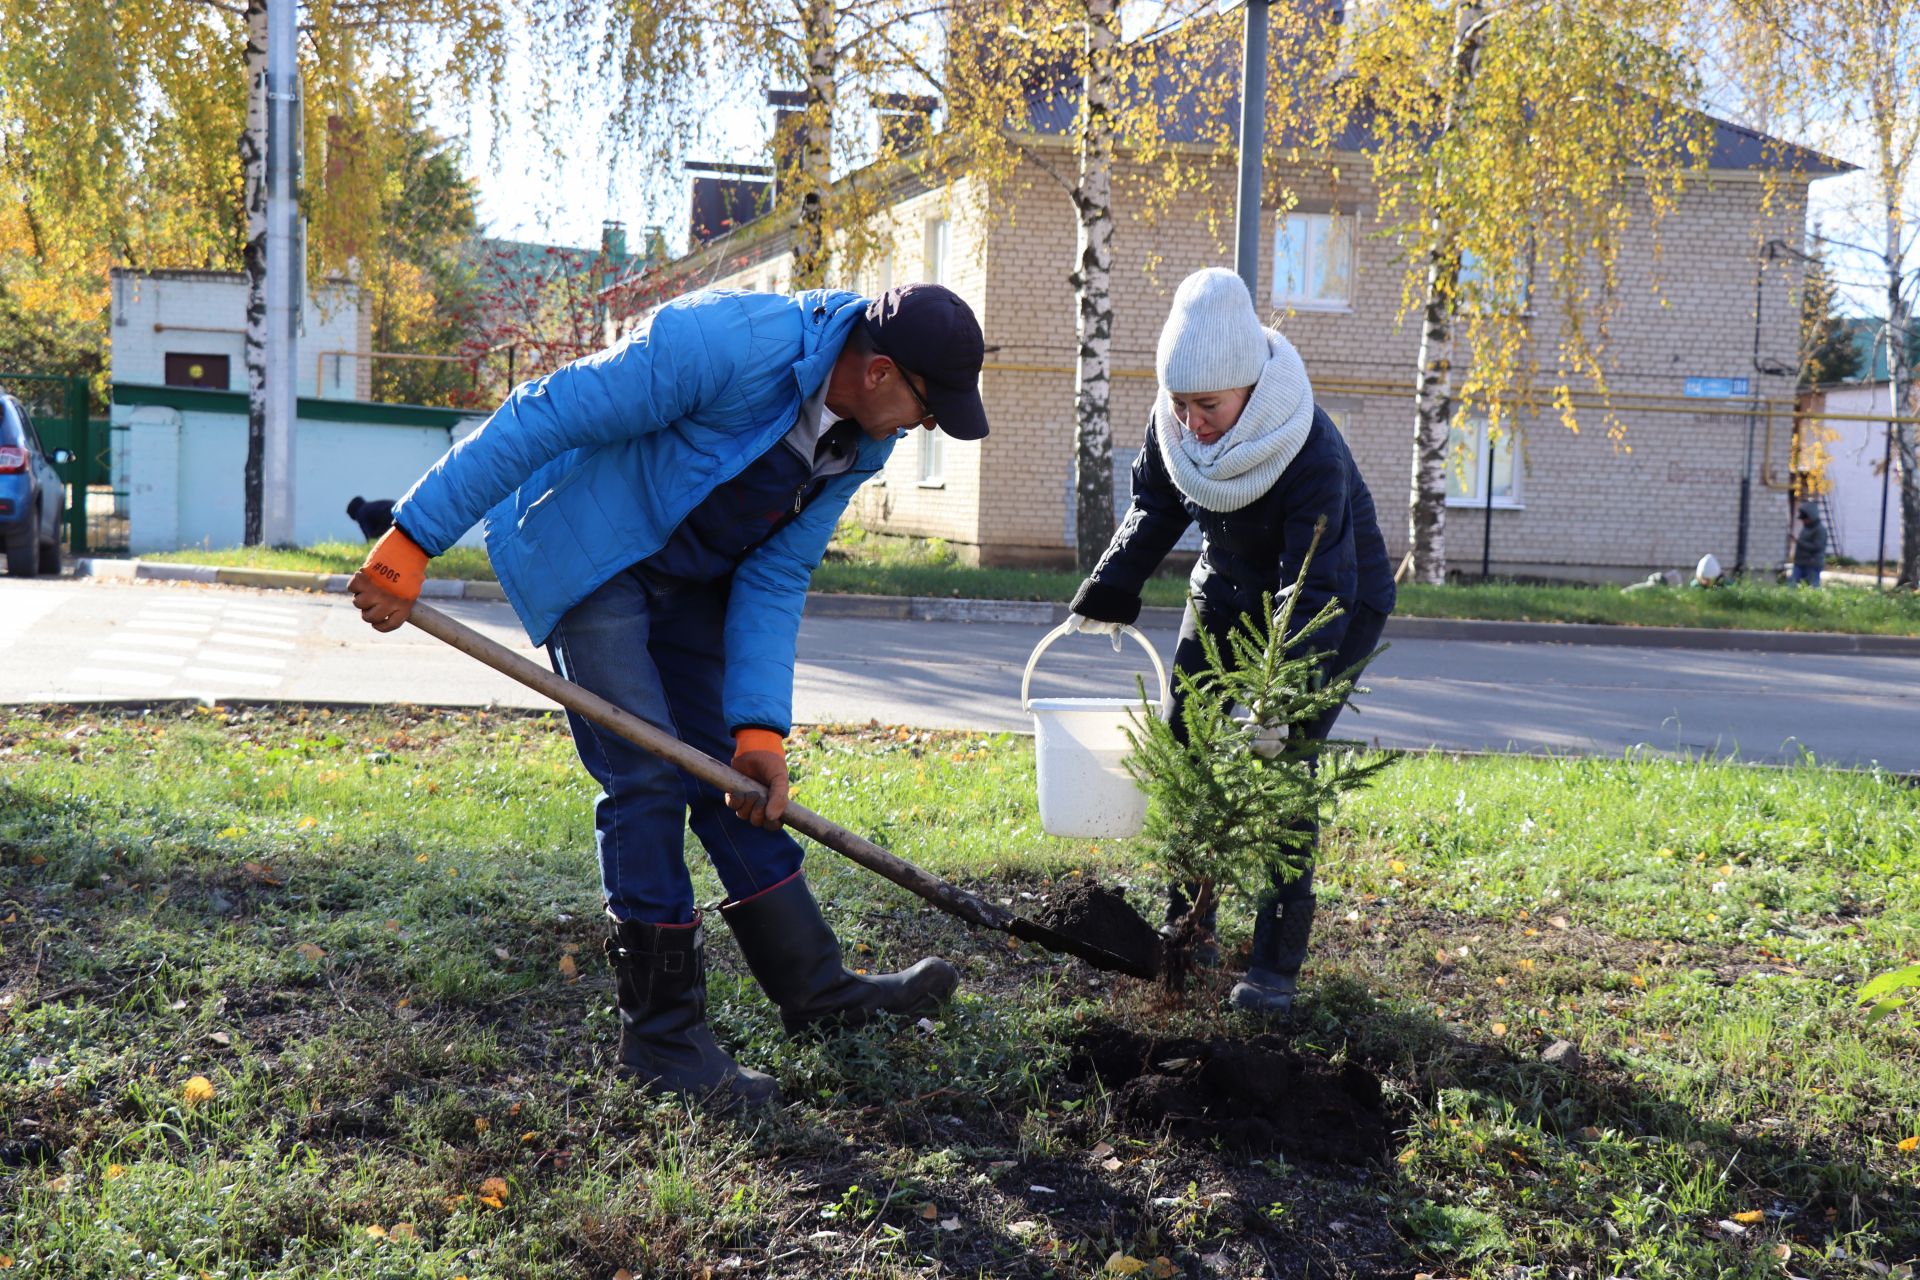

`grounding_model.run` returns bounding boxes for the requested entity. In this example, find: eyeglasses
[897,366,936,427]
